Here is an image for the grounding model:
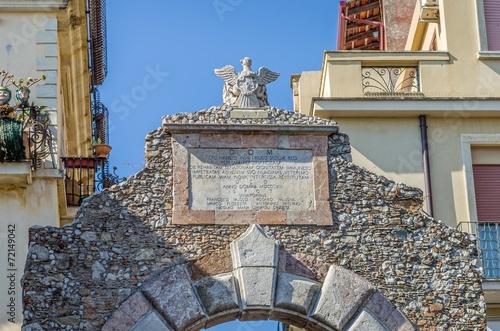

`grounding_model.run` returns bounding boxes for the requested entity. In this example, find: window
[474,164,500,278]
[484,0,500,51]
[477,0,500,56]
